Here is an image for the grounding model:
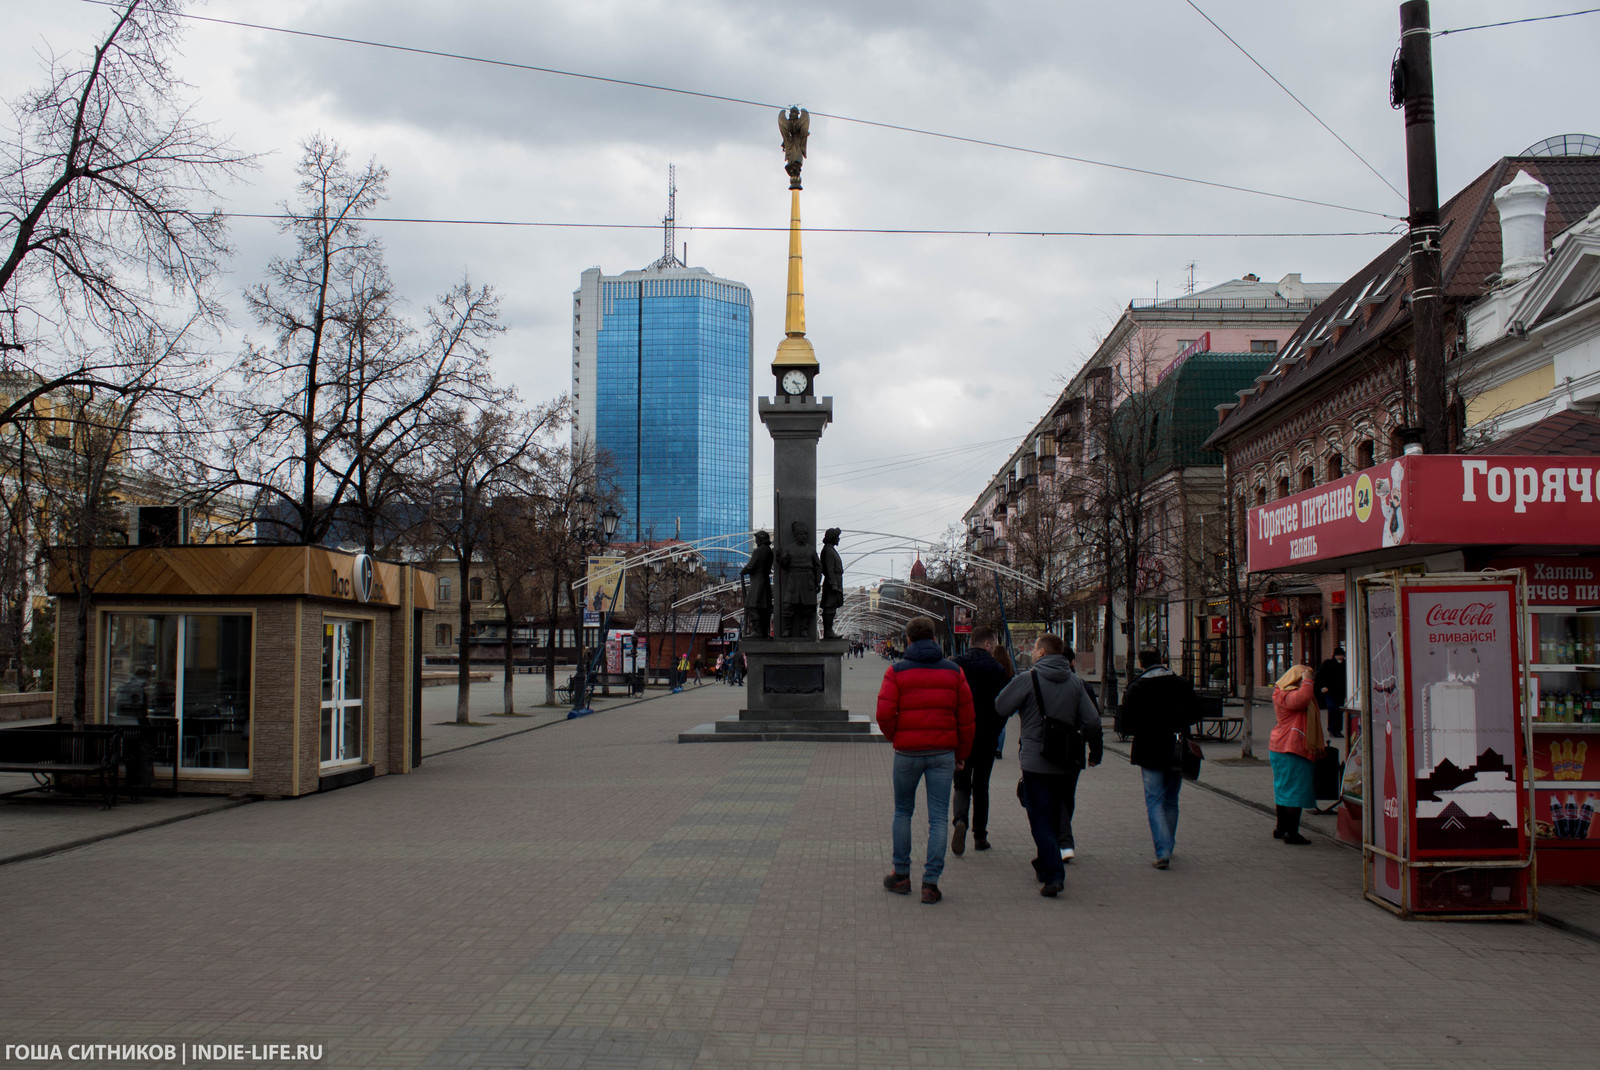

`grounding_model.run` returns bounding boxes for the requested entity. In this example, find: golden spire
[774,188,817,371]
